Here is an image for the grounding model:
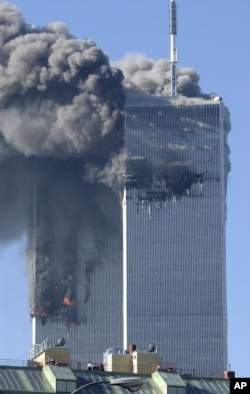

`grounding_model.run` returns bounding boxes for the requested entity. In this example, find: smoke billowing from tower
[0,4,225,328]
[0,3,125,320]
